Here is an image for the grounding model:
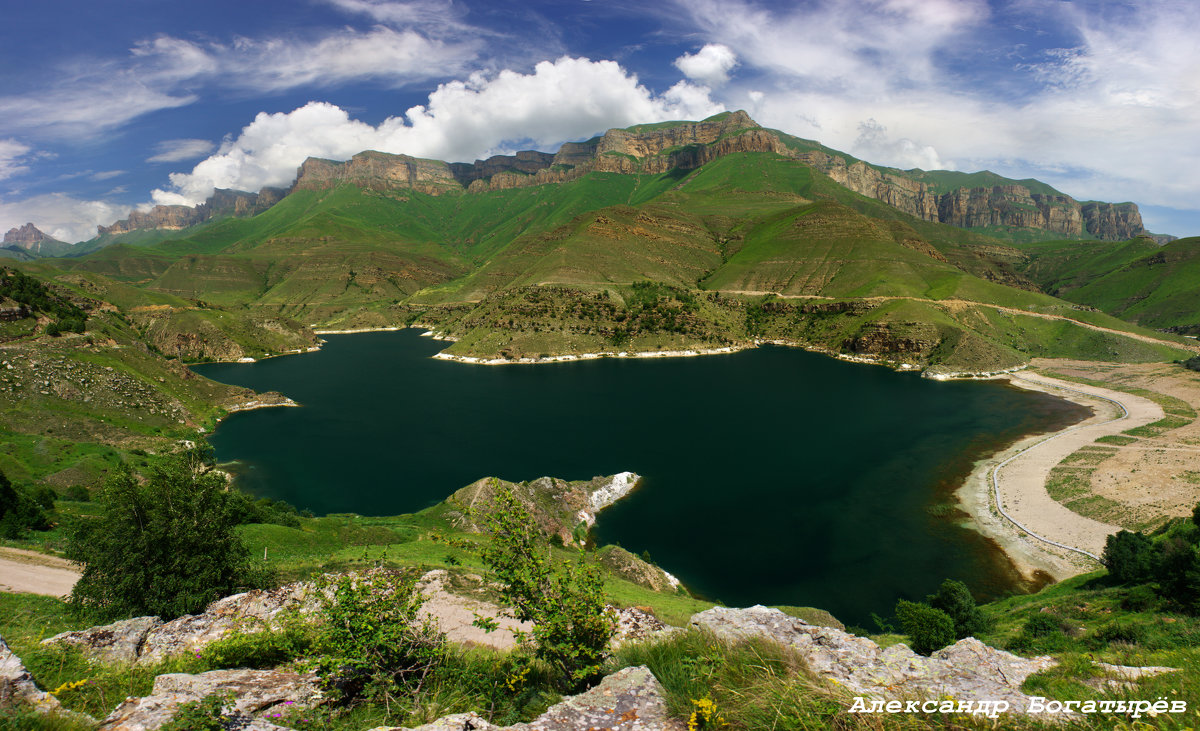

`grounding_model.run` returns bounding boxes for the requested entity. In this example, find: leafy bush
[160,692,234,731]
[312,572,445,704]
[927,579,988,639]
[478,484,616,690]
[1091,621,1147,648]
[202,621,314,670]
[1185,355,1200,372]
[894,599,955,656]
[65,449,275,620]
[0,469,51,538]
[1103,530,1155,583]
[1121,584,1160,612]
[1023,614,1064,638]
